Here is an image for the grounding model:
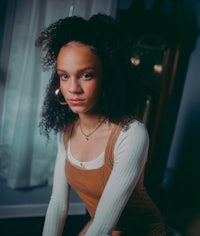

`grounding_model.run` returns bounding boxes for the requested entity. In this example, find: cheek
[87,83,101,99]
[60,83,68,97]
[60,80,67,90]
